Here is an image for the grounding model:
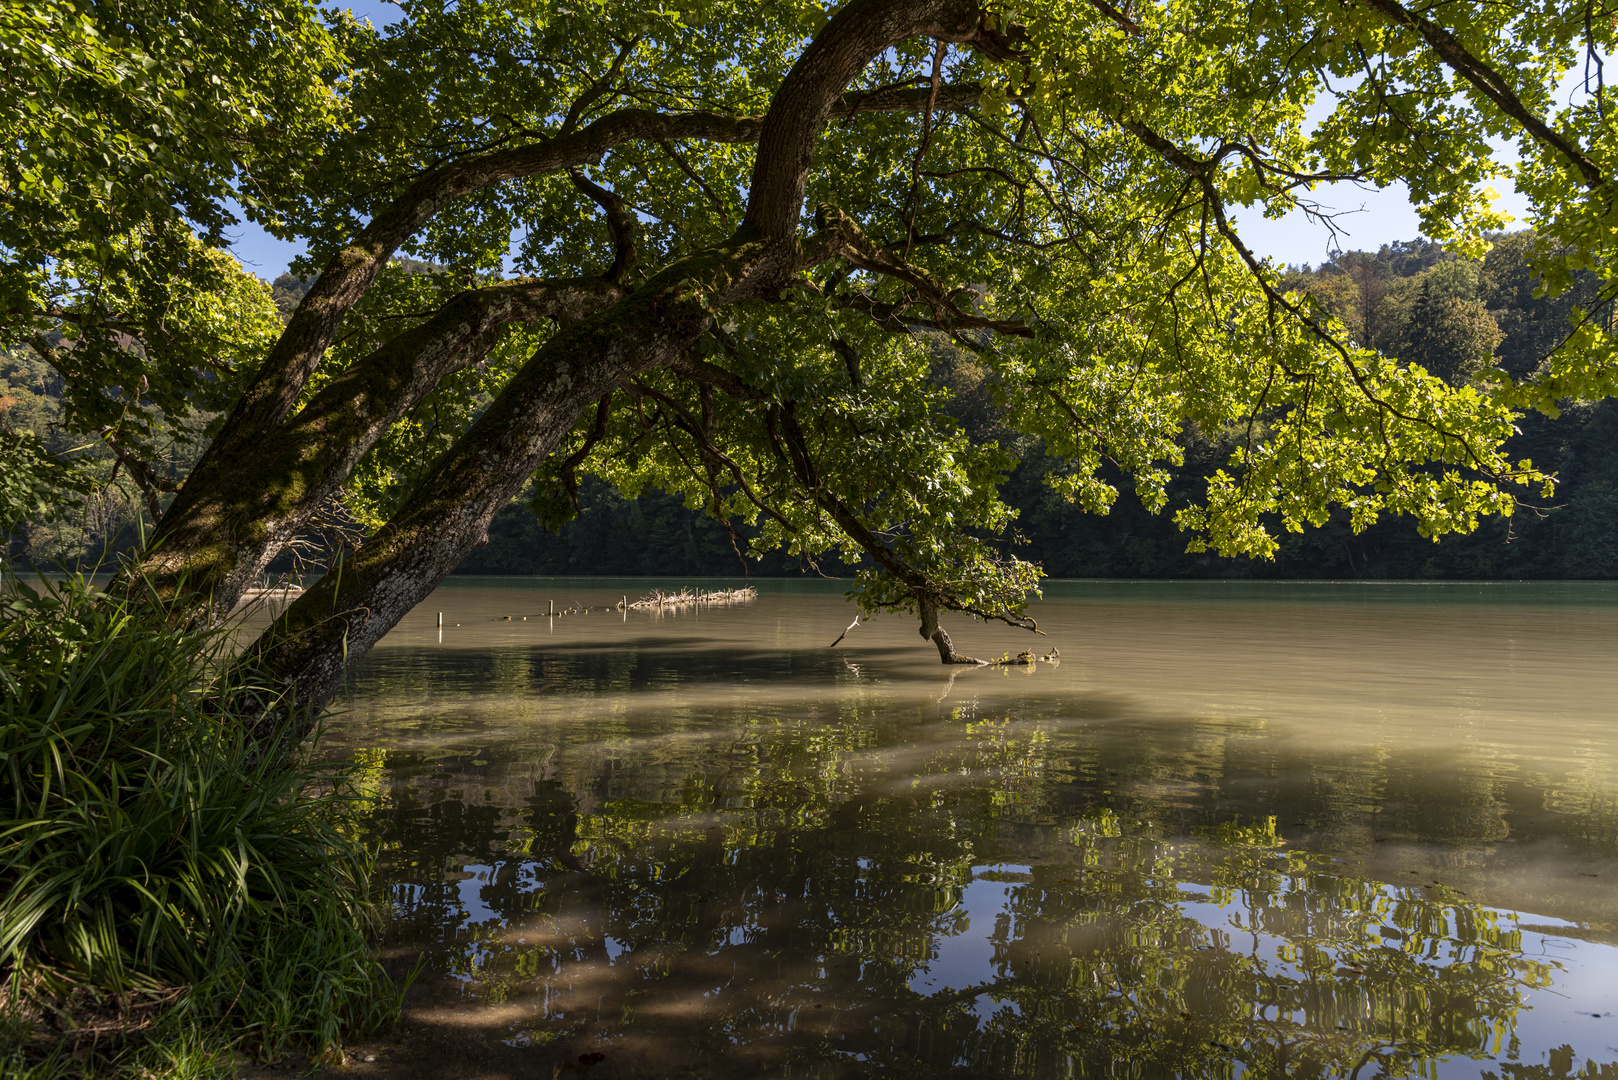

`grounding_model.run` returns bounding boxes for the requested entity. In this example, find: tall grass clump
[0,572,402,1073]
